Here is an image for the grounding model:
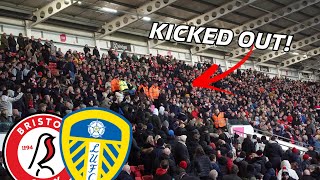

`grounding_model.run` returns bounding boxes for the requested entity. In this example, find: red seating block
[142,175,153,180]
